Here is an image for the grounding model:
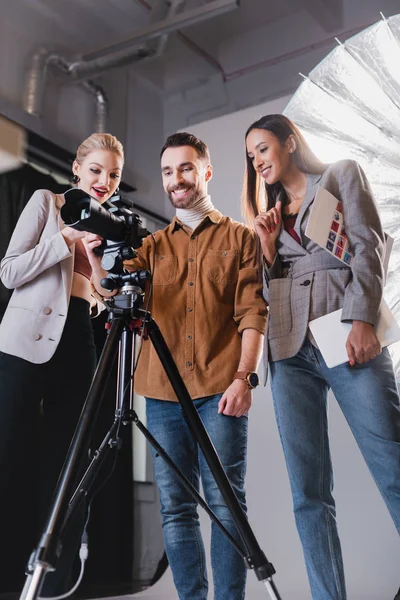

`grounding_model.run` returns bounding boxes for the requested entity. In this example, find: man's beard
[167,183,200,209]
